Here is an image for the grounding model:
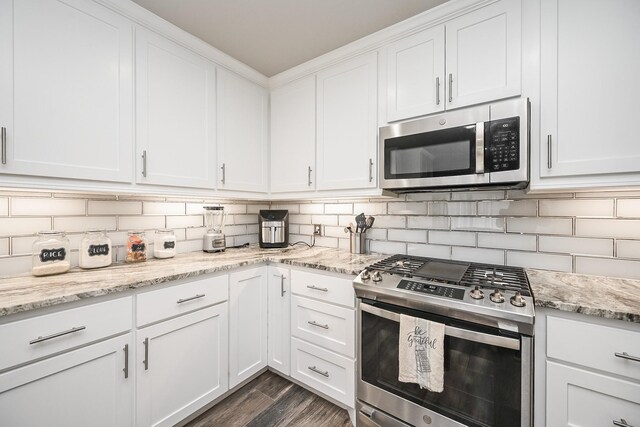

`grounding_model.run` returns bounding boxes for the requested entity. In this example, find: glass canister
[126,231,147,263]
[79,229,112,269]
[154,229,176,259]
[32,231,71,276]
